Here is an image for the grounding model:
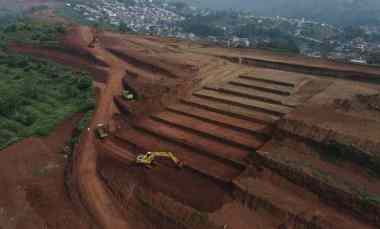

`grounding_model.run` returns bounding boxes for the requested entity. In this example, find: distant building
[228,37,250,48]
[350,58,367,64]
